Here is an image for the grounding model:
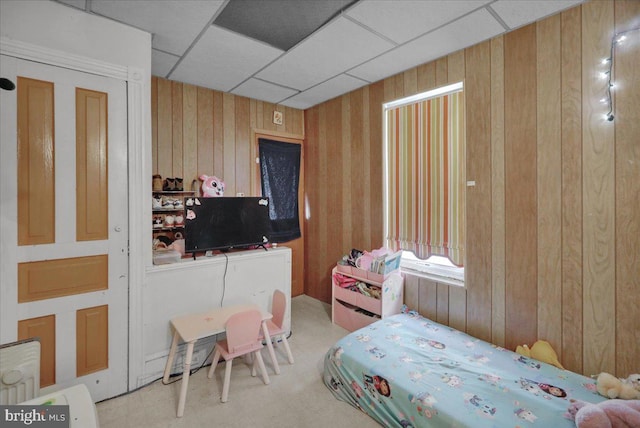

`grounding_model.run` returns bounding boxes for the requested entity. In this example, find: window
[383,82,465,284]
